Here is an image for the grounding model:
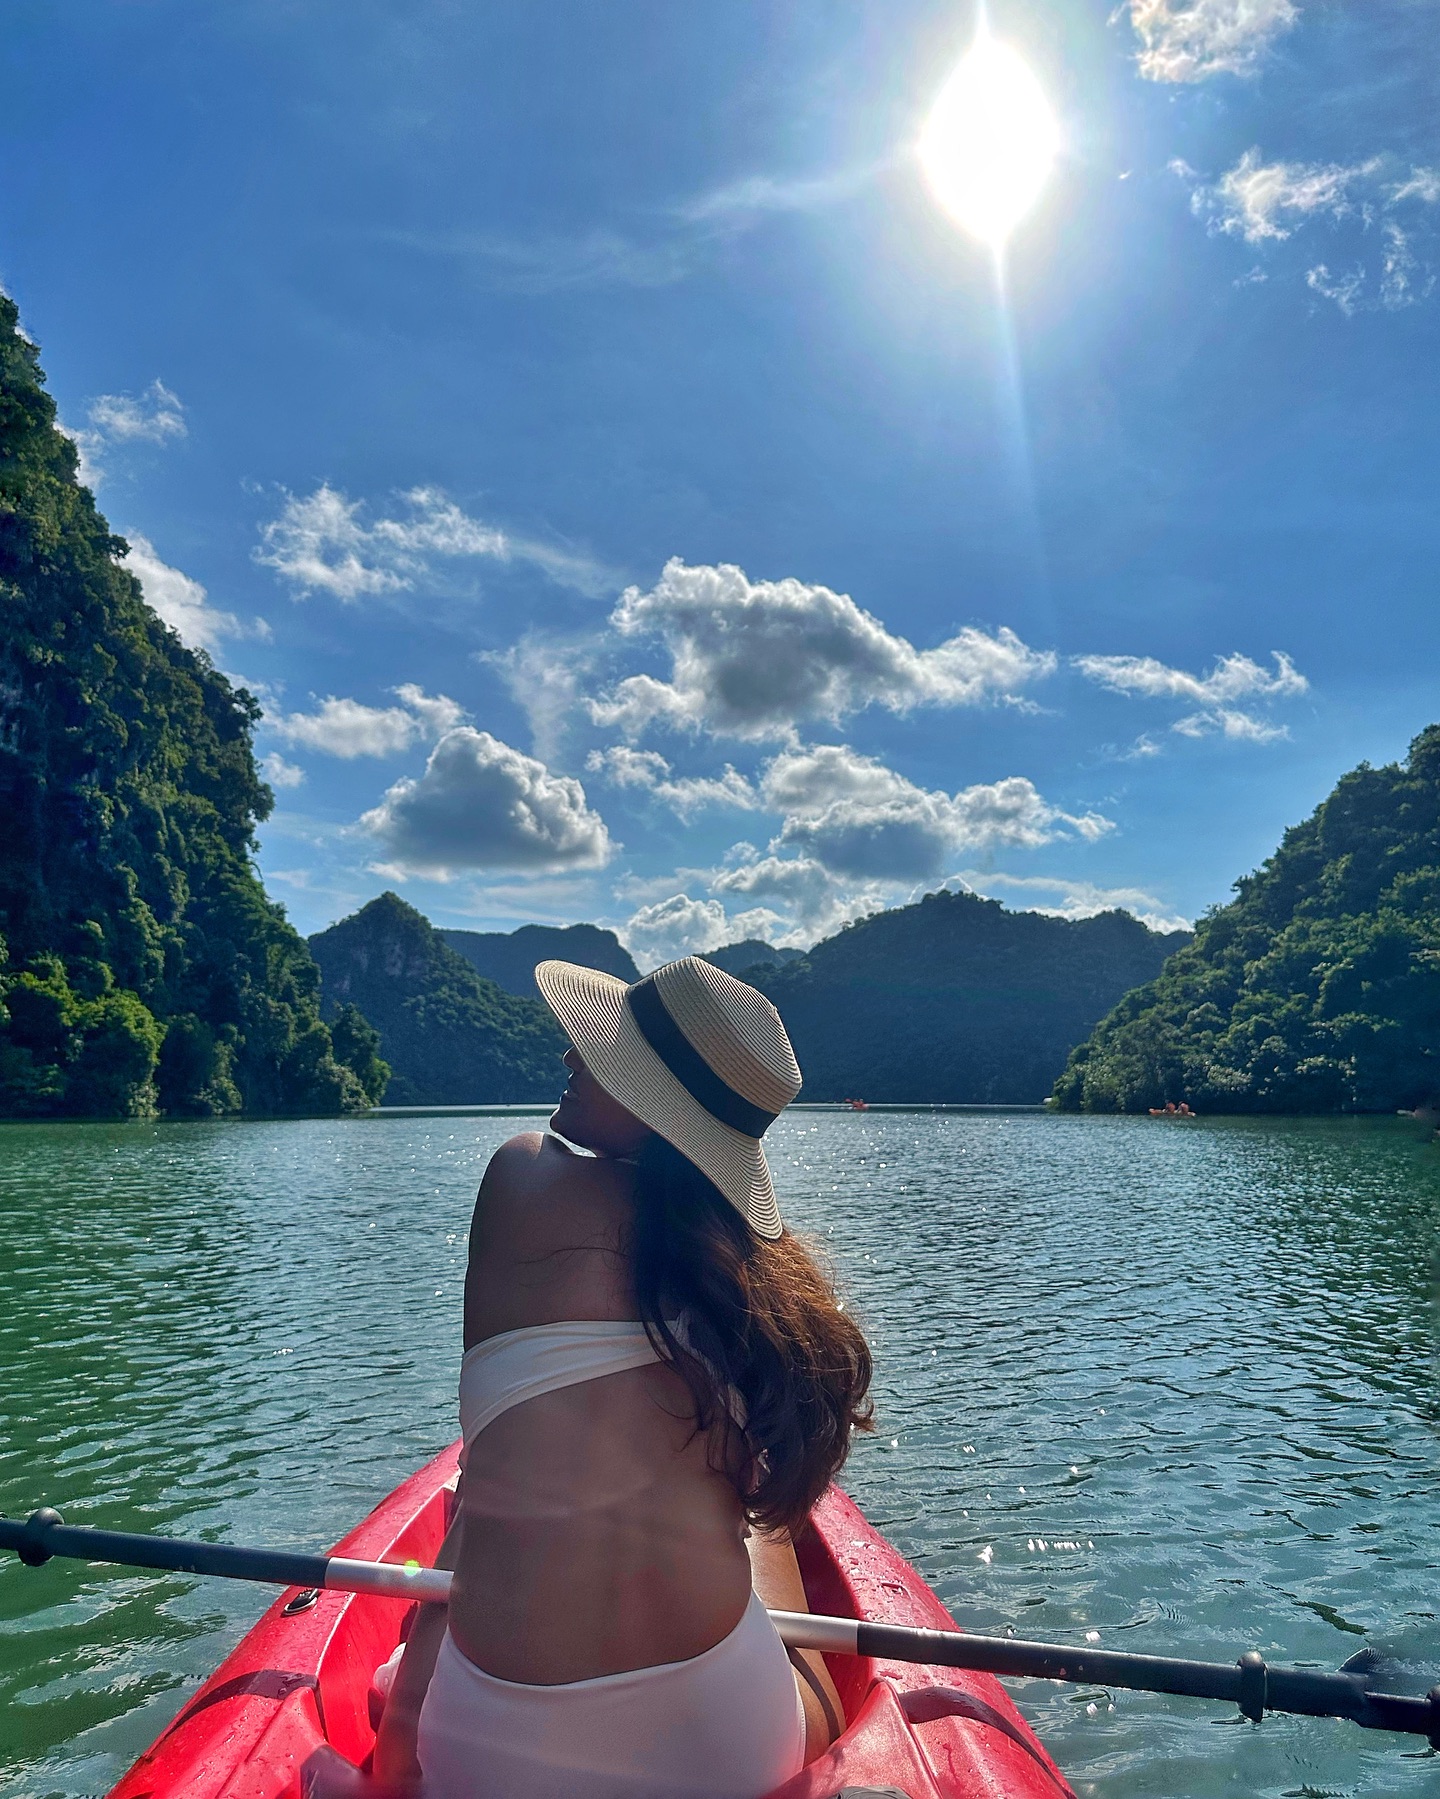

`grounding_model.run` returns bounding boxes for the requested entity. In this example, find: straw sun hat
[535,956,803,1239]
